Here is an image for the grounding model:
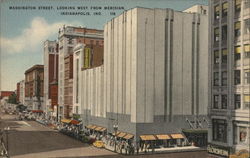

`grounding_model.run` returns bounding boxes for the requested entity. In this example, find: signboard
[83,48,91,68]
[207,144,230,157]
